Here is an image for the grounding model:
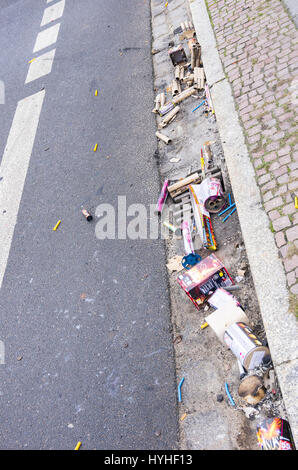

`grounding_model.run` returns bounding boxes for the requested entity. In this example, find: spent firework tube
[82,209,93,221]
[256,418,295,450]
[181,220,194,255]
[224,322,270,371]
[156,179,169,215]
